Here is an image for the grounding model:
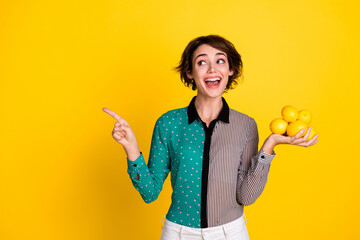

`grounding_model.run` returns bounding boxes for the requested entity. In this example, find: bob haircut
[175,35,243,91]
